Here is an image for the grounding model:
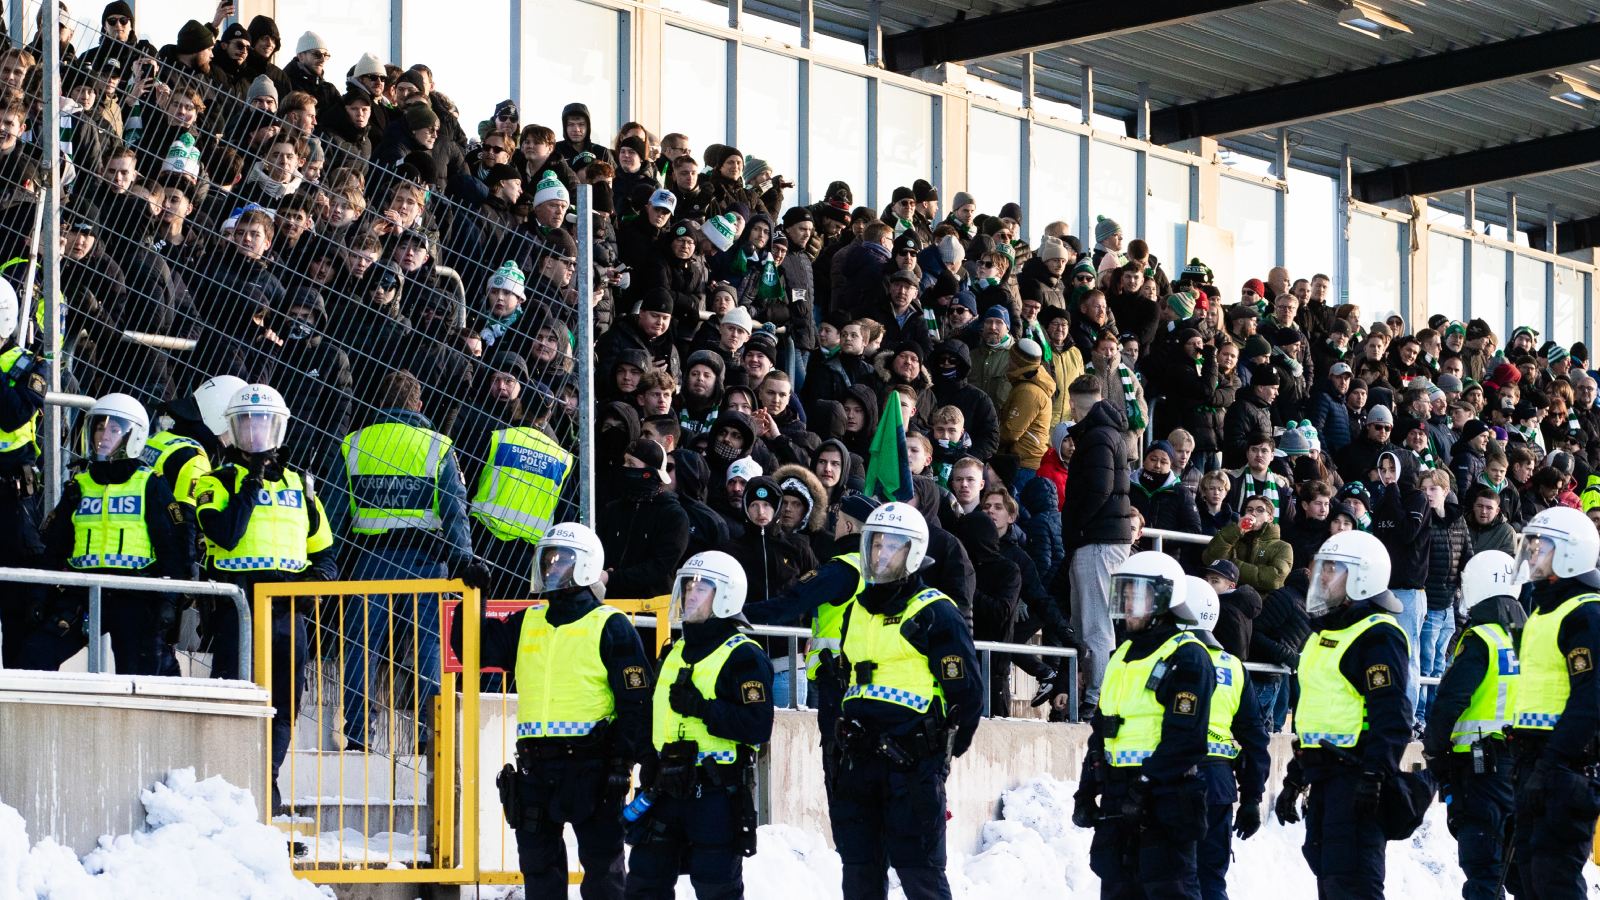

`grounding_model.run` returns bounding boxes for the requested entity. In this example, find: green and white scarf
[974,276,1001,292]
[893,217,914,236]
[1414,441,1438,472]
[1024,320,1053,363]
[478,305,525,347]
[1478,472,1508,493]
[1568,408,1582,437]
[1087,360,1145,430]
[1241,471,1279,522]
[923,307,940,340]
[1194,357,1220,413]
